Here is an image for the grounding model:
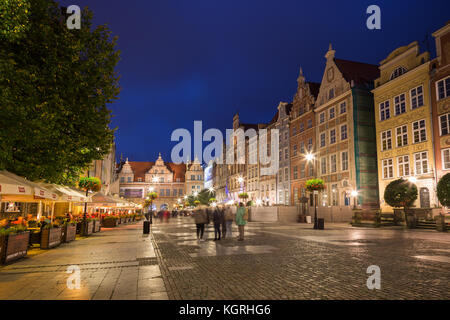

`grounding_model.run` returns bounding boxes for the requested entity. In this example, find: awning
[0,171,33,195]
[39,183,89,202]
[0,170,57,200]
